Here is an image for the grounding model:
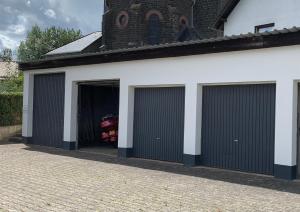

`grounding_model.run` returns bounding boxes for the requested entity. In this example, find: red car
[100,115,118,147]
